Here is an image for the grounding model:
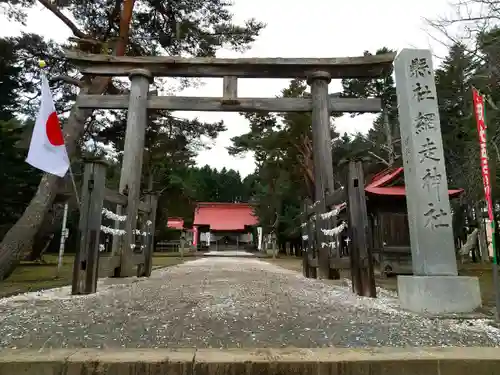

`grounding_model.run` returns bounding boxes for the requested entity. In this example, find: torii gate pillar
[308,71,338,280]
[118,68,153,277]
